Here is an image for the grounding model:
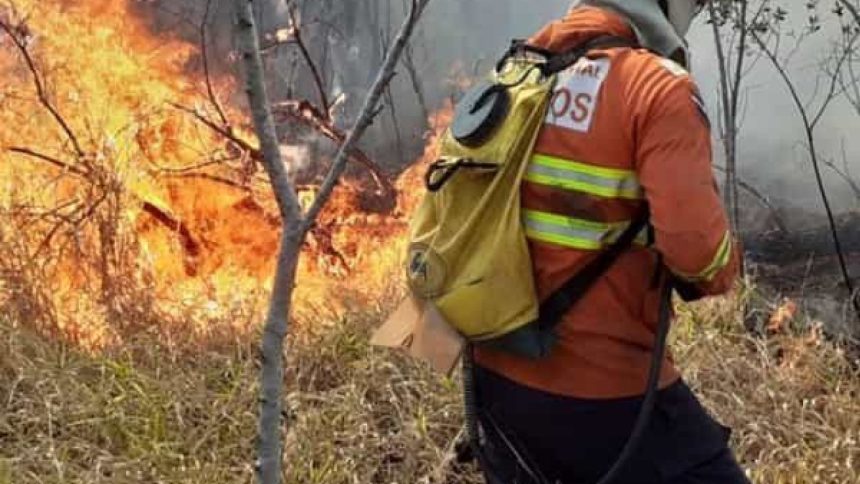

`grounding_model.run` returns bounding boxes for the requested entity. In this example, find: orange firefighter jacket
[474,6,740,399]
